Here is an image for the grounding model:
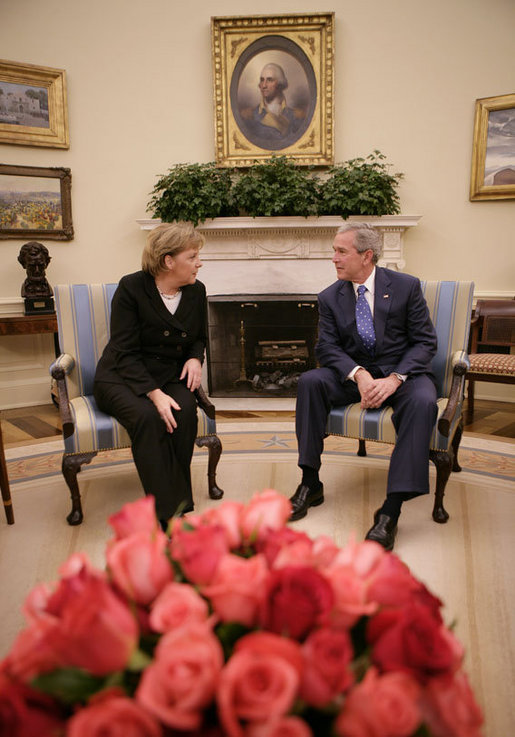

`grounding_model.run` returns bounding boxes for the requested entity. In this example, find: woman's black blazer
[94,270,207,396]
